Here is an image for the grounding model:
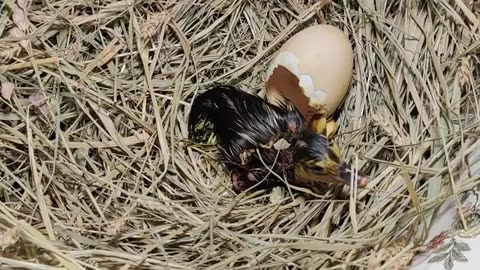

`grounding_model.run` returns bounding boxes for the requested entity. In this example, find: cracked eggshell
[266,24,354,122]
